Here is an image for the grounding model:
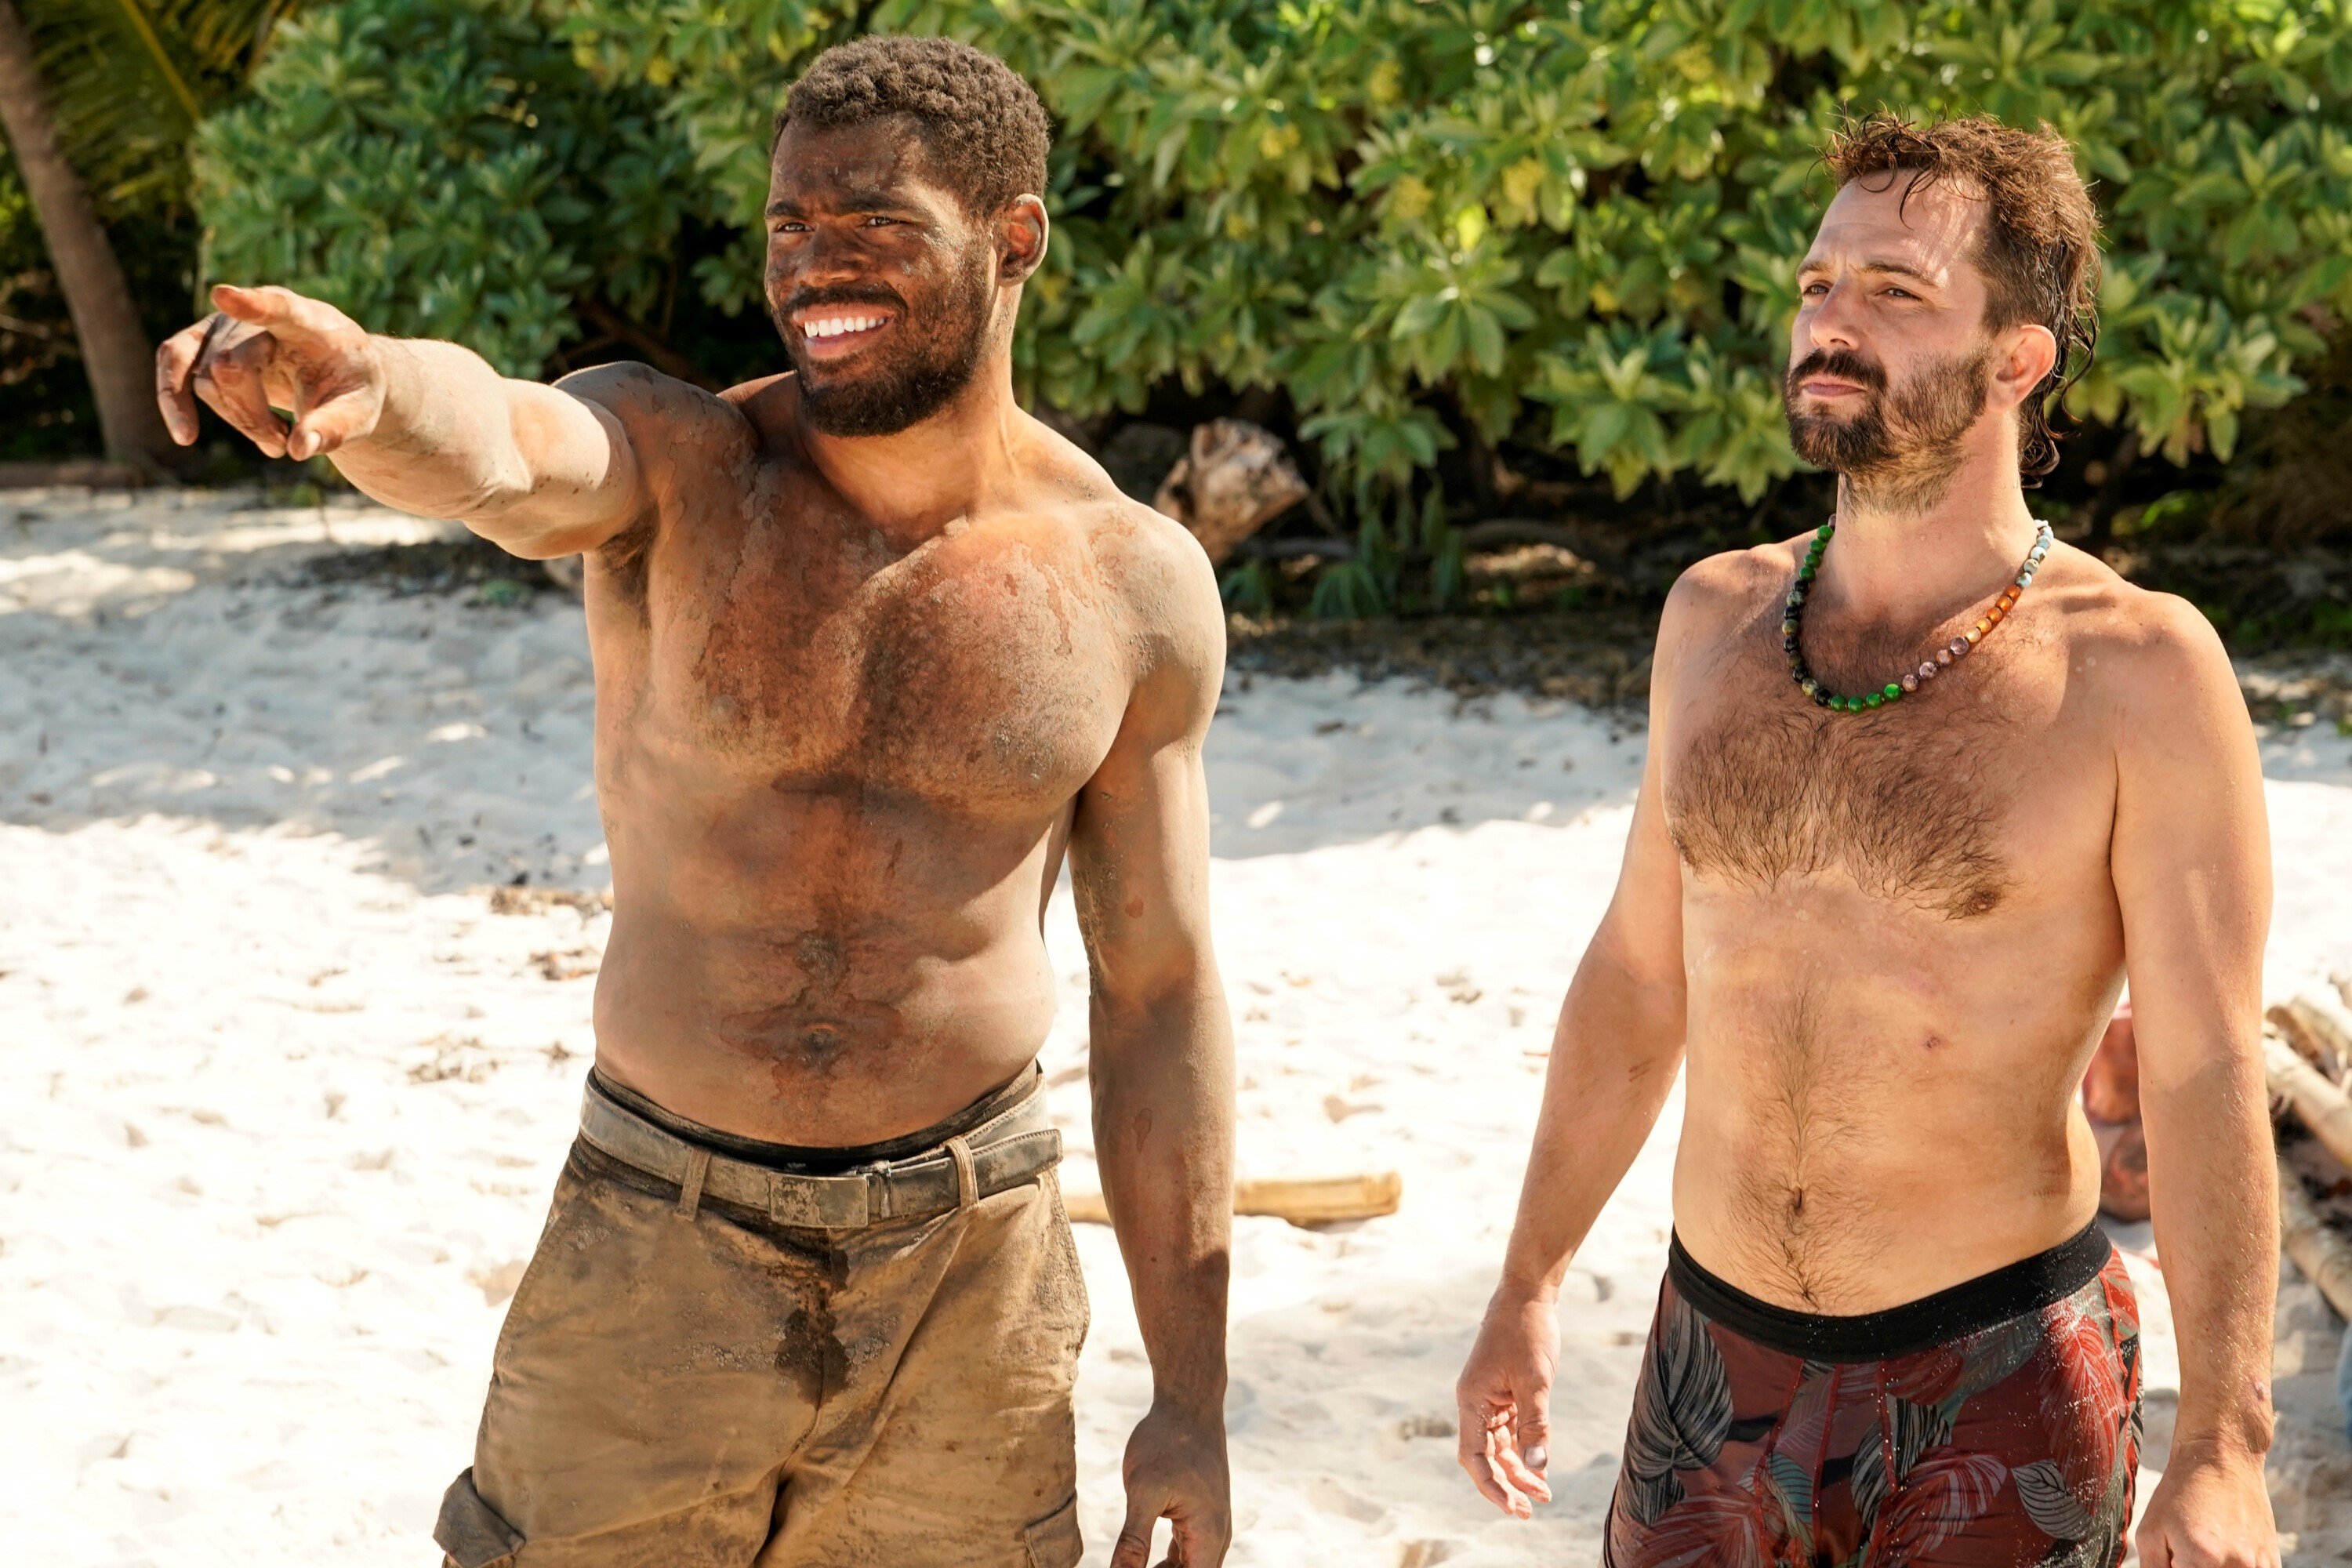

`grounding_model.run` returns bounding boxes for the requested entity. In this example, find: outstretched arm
[1456,571,1699,1519]
[1067,527,1235,1568]
[2112,600,2279,1568]
[156,283,644,557]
